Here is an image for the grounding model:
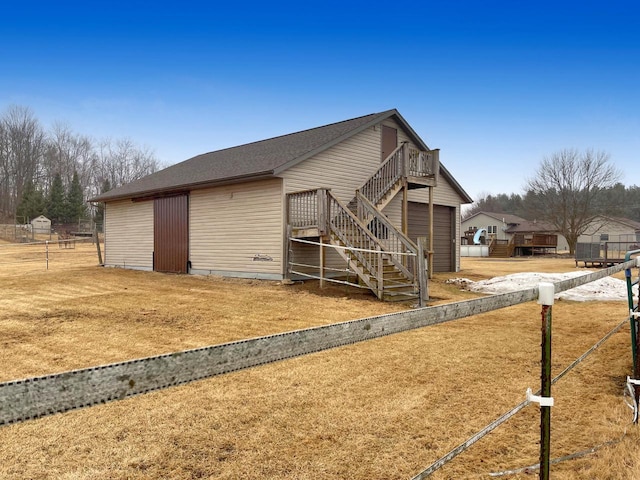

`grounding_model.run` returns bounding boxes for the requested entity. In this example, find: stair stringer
[326,233,382,298]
